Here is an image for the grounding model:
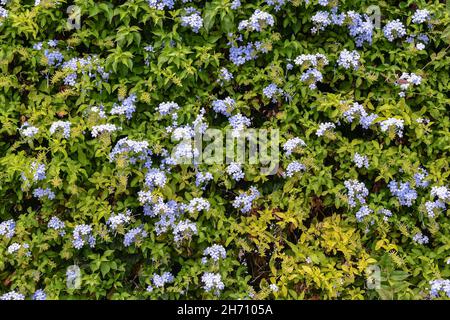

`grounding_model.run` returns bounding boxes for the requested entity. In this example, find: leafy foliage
[0,0,450,300]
